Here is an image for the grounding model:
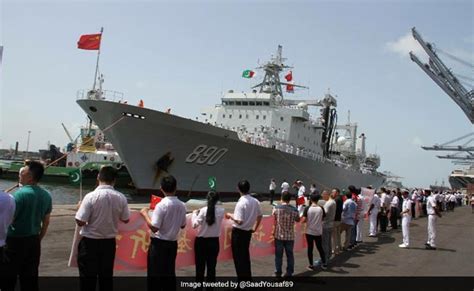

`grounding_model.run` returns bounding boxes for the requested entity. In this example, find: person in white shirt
[225,180,262,281]
[75,166,130,291]
[399,190,412,248]
[425,190,441,250]
[269,179,277,205]
[192,191,224,285]
[356,190,367,242]
[296,181,306,216]
[281,180,289,193]
[367,192,381,237]
[140,175,187,291]
[378,188,389,232]
[301,193,327,270]
[389,192,399,230]
[411,190,418,220]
